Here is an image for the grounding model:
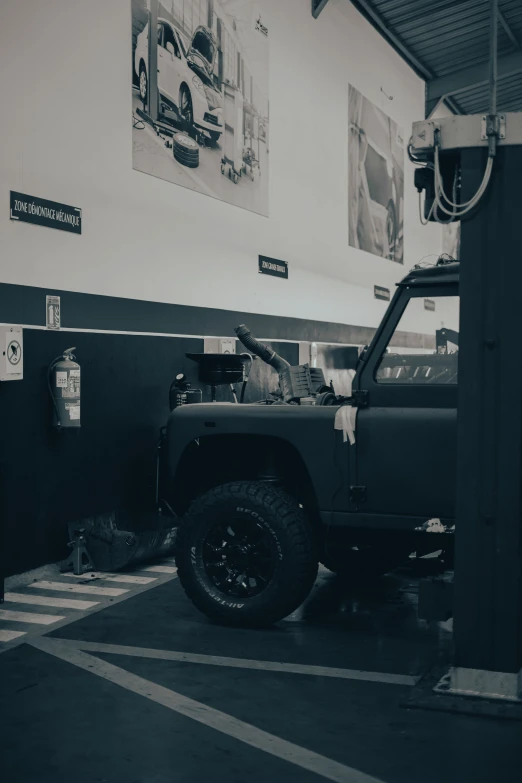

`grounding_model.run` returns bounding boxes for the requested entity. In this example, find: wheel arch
[168,433,321,527]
